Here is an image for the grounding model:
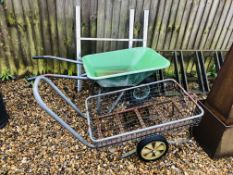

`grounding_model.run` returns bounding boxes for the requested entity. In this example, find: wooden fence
[0,0,233,76]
